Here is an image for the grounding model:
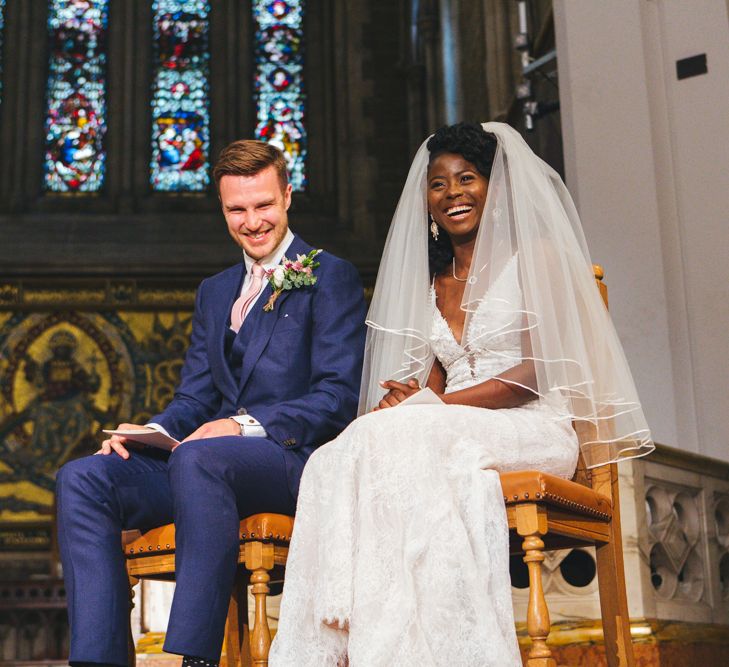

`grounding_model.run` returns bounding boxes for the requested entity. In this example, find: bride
[269,122,653,666]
